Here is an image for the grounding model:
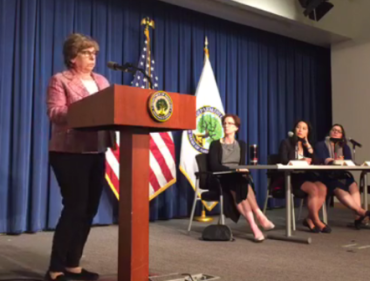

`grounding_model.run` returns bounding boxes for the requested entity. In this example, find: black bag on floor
[201,224,234,241]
